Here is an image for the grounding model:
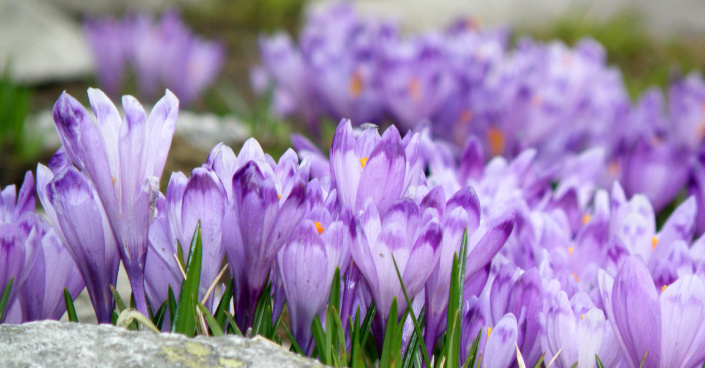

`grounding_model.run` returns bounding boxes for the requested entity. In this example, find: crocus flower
[51,88,178,316]
[83,17,129,97]
[17,226,84,322]
[329,119,420,215]
[226,150,308,331]
[350,197,442,347]
[423,186,516,350]
[37,160,121,323]
[460,295,518,368]
[278,205,351,353]
[0,171,41,322]
[599,256,705,368]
